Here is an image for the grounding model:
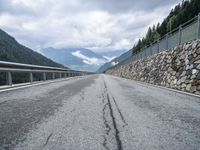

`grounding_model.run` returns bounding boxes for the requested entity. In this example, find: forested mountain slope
[0,29,65,68]
[132,0,200,53]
